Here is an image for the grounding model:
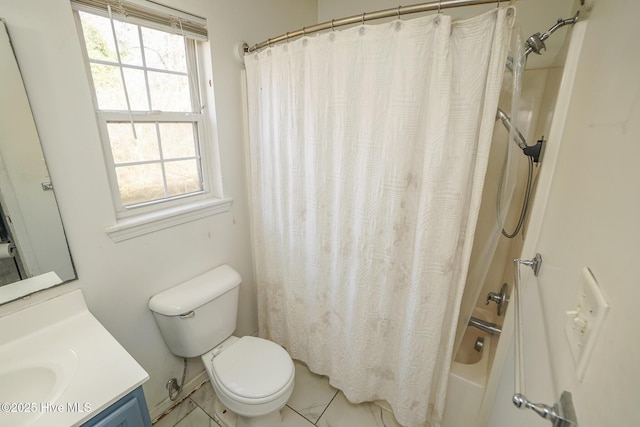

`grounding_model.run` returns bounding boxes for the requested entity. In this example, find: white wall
[531,1,640,424]
[0,0,317,410]
[490,1,640,426]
